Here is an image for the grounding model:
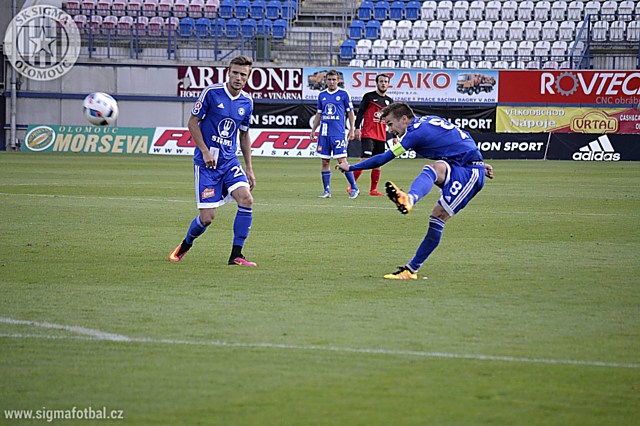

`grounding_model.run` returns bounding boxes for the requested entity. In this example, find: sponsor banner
[499,71,640,106]
[23,125,153,154]
[177,66,303,100]
[469,132,548,160]
[302,68,499,103]
[547,133,640,161]
[497,106,640,134]
[251,103,316,129]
